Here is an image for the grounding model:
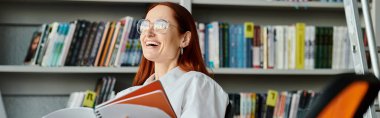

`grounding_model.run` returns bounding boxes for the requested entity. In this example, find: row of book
[197,22,368,69]
[67,76,117,108]
[227,90,318,118]
[24,16,142,67]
